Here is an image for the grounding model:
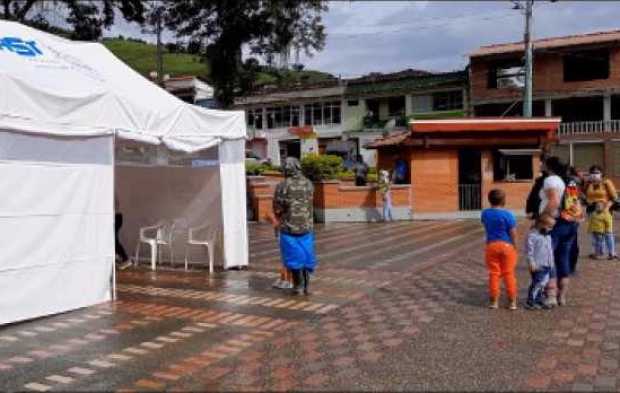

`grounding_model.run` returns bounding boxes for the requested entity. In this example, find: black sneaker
[524,301,542,310]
